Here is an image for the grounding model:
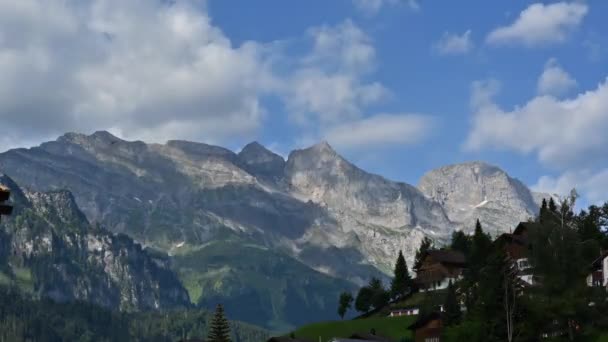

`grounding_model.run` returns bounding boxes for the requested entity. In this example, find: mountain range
[0,131,554,330]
